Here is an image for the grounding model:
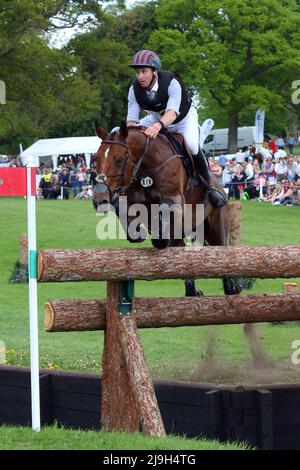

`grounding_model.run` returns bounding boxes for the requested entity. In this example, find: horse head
[93,121,134,212]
